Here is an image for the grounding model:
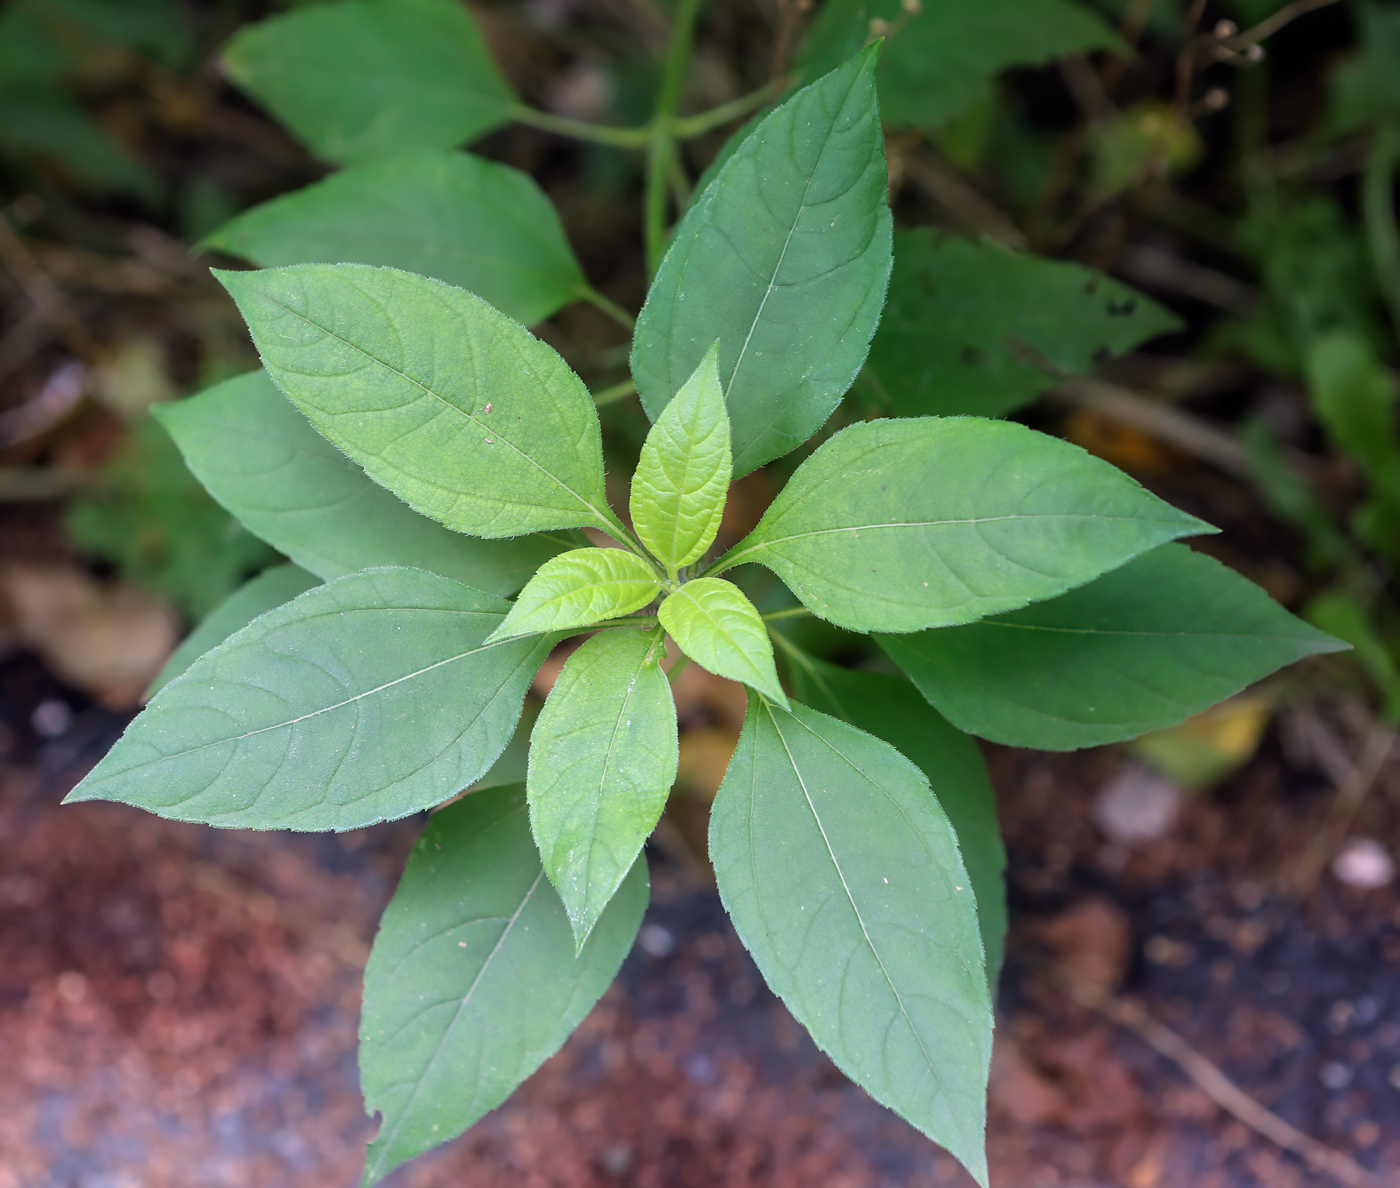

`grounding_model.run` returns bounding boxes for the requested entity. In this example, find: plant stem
[579,285,636,331]
[589,614,661,631]
[666,652,691,684]
[1363,125,1400,339]
[645,0,704,276]
[591,377,637,406]
[671,82,777,137]
[510,105,650,148]
[761,606,810,622]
